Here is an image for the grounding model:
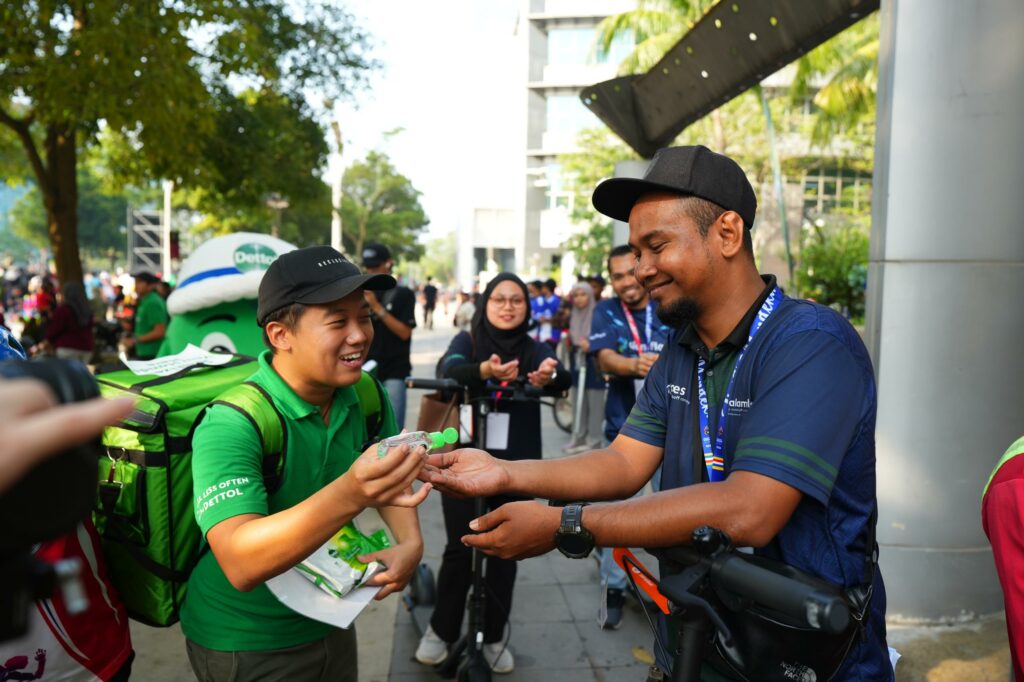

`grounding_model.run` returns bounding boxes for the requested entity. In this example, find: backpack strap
[352,371,386,446]
[204,371,383,494]
[209,381,287,494]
